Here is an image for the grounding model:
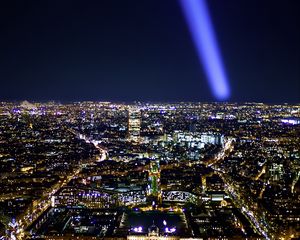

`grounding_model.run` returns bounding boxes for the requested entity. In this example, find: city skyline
[0,0,299,239]
[0,101,299,239]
